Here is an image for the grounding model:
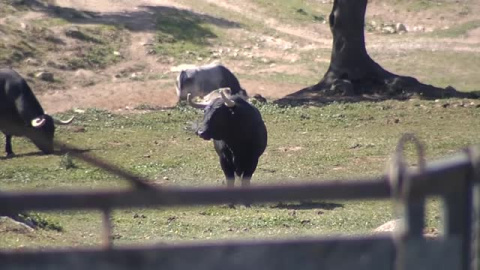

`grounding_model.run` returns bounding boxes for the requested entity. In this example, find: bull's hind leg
[5,134,14,157]
[219,156,236,208]
[219,157,235,188]
[240,159,260,207]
